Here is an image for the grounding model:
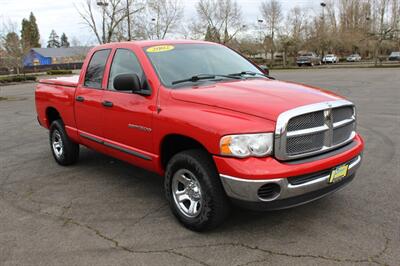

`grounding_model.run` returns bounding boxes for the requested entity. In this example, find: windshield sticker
[146,45,175,53]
